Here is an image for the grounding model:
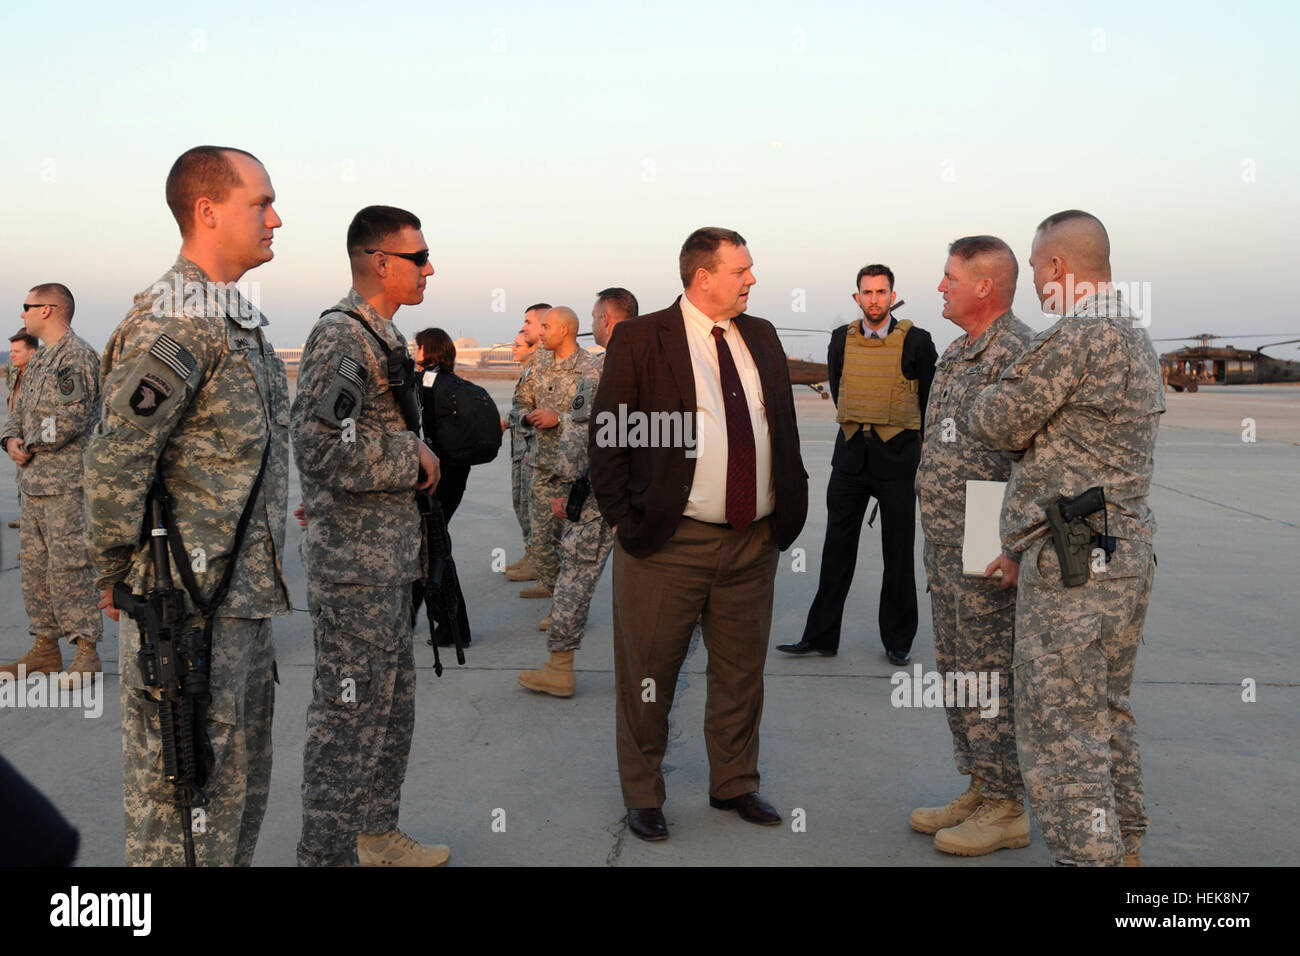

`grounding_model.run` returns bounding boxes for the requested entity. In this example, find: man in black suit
[589,227,808,842]
[777,264,936,664]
